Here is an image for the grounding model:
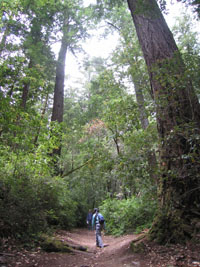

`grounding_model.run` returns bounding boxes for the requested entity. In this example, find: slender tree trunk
[21,83,30,110]
[127,0,200,243]
[50,34,68,163]
[113,136,120,155]
[51,38,67,123]
[34,93,49,146]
